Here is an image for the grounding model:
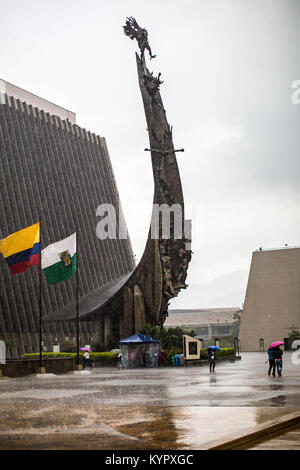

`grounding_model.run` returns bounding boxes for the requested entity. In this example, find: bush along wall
[163,349,183,364]
[163,347,235,364]
[22,352,118,366]
[199,348,235,360]
[22,348,235,367]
